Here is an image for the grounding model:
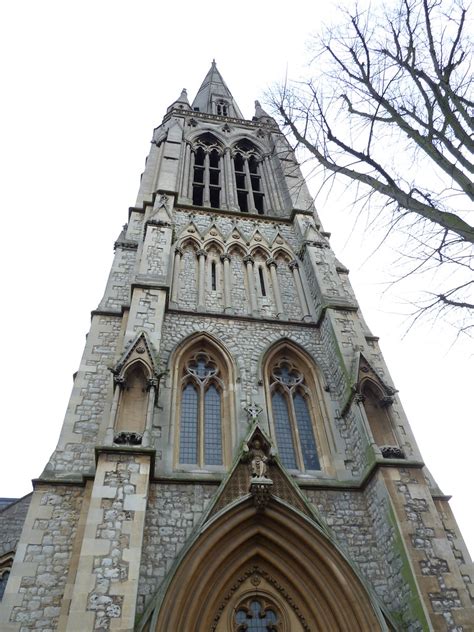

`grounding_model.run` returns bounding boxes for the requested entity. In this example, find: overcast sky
[0,1,472,556]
